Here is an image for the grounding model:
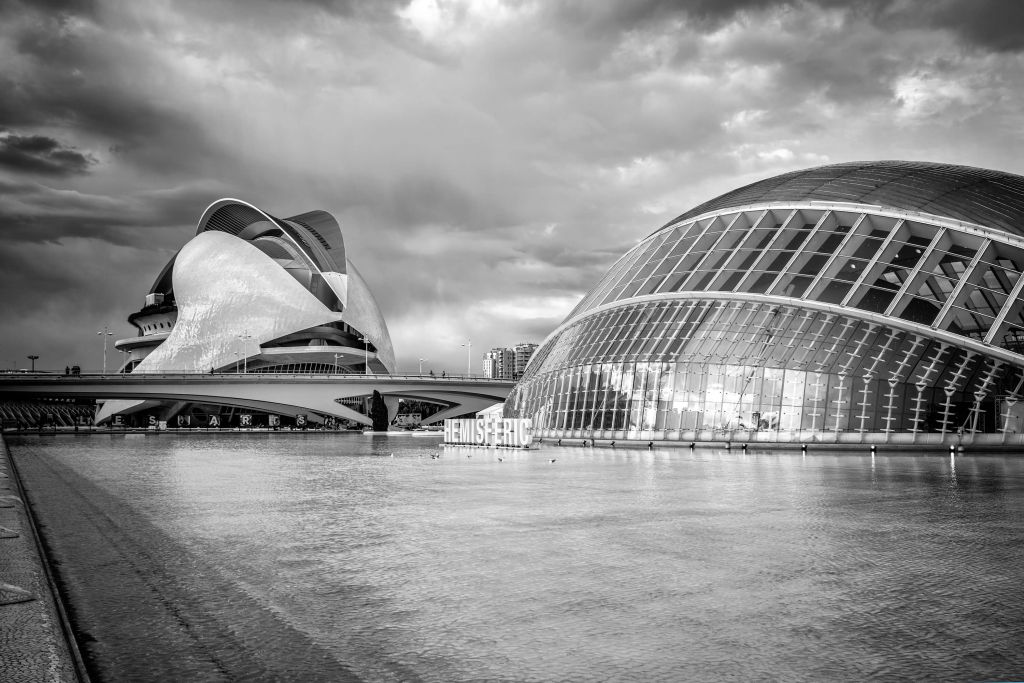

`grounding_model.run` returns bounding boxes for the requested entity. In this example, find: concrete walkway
[0,434,84,682]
